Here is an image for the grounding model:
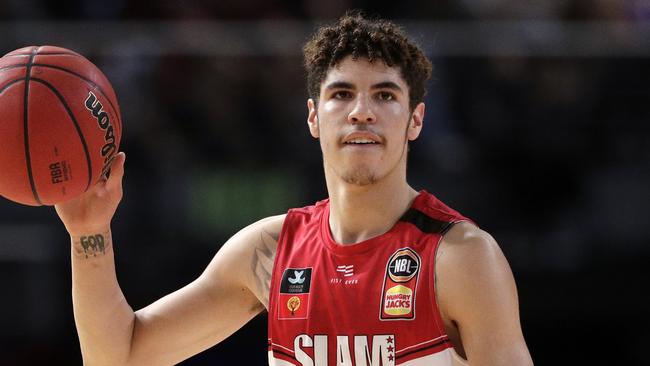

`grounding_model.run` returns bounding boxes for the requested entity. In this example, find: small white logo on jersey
[336,265,354,277]
[288,270,305,284]
[331,265,358,285]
